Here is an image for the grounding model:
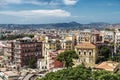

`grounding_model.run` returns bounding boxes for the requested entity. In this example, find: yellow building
[61,40,73,50]
[75,42,98,67]
[61,35,76,50]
